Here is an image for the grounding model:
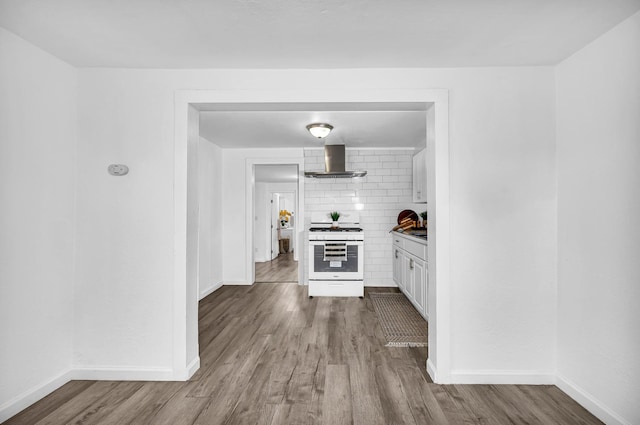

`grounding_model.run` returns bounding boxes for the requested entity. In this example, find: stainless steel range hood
[304,145,367,178]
